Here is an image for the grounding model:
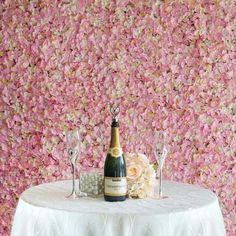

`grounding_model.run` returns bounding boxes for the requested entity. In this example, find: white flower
[125,153,157,199]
